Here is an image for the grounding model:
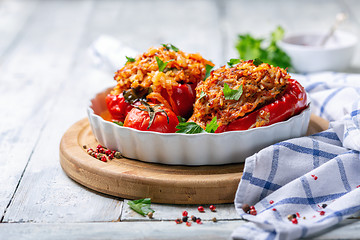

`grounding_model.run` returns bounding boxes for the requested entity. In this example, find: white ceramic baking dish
[87,87,311,165]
